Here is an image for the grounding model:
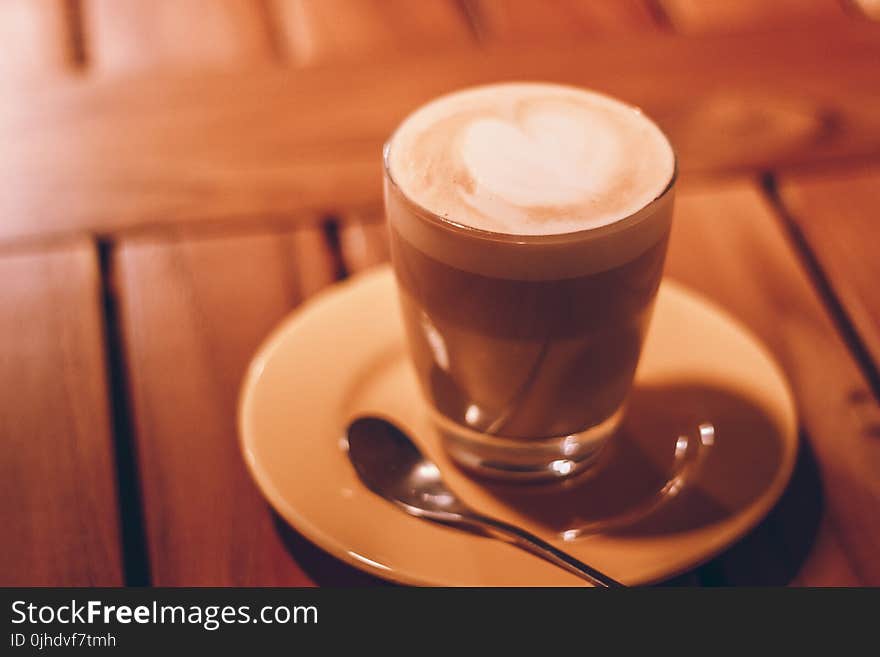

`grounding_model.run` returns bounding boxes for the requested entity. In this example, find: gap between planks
[88,218,348,584]
[759,174,880,403]
[96,238,153,585]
